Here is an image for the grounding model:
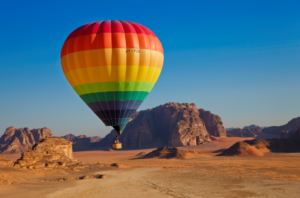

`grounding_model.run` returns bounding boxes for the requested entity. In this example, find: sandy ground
[1,137,300,198]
